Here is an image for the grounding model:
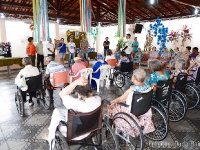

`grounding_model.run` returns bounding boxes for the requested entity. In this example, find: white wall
[3,17,200,57]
